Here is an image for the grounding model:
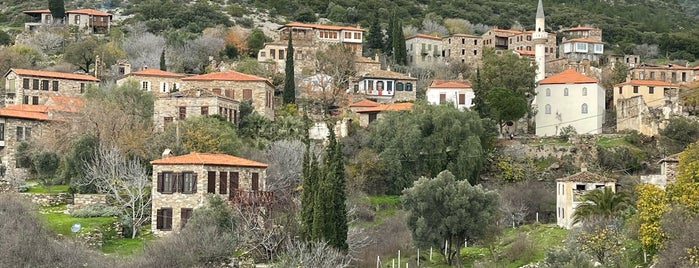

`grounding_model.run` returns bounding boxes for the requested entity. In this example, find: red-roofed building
[117,67,185,95]
[442,34,483,67]
[630,63,696,84]
[352,69,417,104]
[181,71,275,120]
[535,69,605,136]
[406,34,443,68]
[426,80,474,110]
[355,102,414,127]
[4,68,98,106]
[613,79,680,109]
[23,8,112,33]
[150,152,269,235]
[153,88,239,131]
